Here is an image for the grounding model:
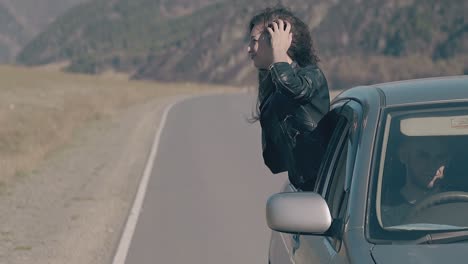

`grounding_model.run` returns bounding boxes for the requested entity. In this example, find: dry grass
[0,65,236,186]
